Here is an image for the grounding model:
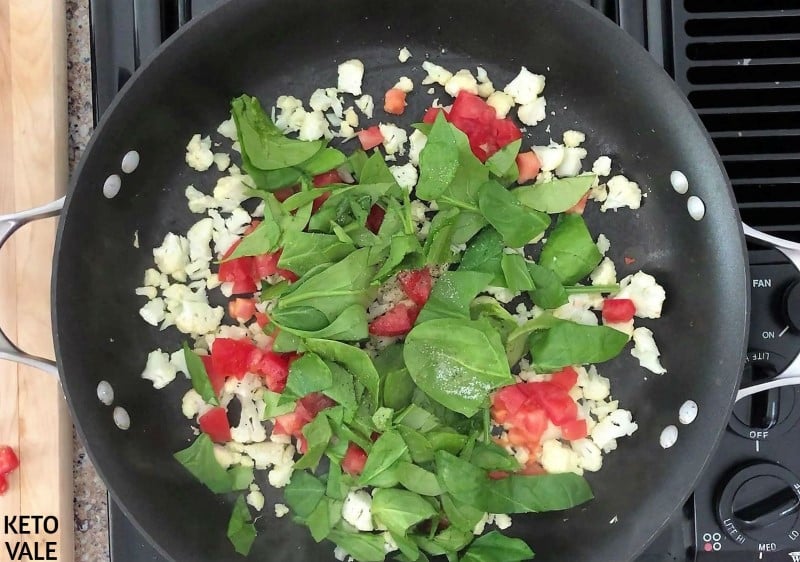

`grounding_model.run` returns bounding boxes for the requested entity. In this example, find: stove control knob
[716,463,800,550]
[784,280,800,332]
